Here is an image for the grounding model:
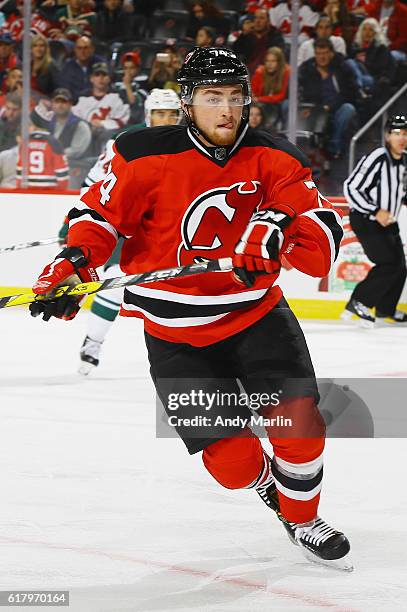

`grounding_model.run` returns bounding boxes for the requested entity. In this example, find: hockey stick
[0,237,60,254]
[0,257,234,310]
